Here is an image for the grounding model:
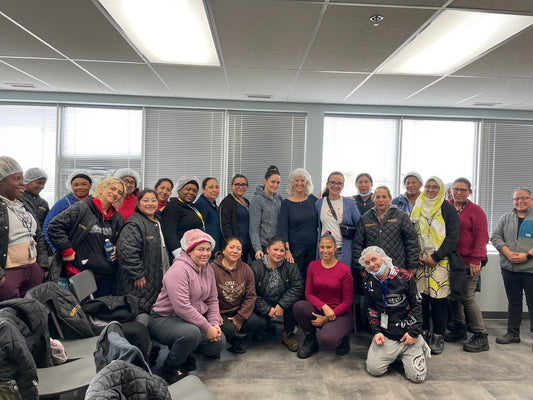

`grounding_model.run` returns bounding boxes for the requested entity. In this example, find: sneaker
[463,332,489,353]
[161,366,187,385]
[181,354,197,371]
[444,324,467,342]
[495,332,520,344]
[335,335,350,356]
[282,331,299,352]
[230,338,247,354]
[297,331,319,359]
[429,333,445,355]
